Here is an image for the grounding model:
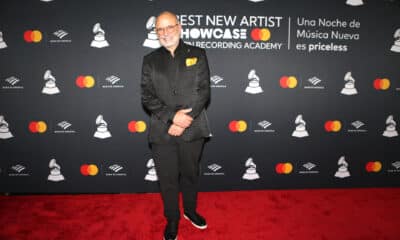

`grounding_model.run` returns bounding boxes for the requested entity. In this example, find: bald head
[155,11,182,54]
